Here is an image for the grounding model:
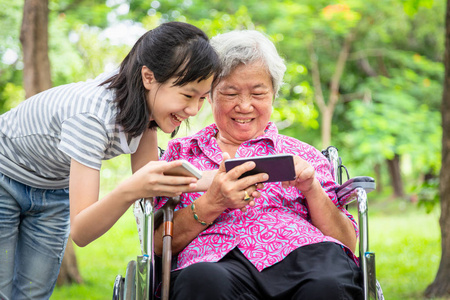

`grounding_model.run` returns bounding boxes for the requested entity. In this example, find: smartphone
[224,154,296,183]
[164,160,202,179]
